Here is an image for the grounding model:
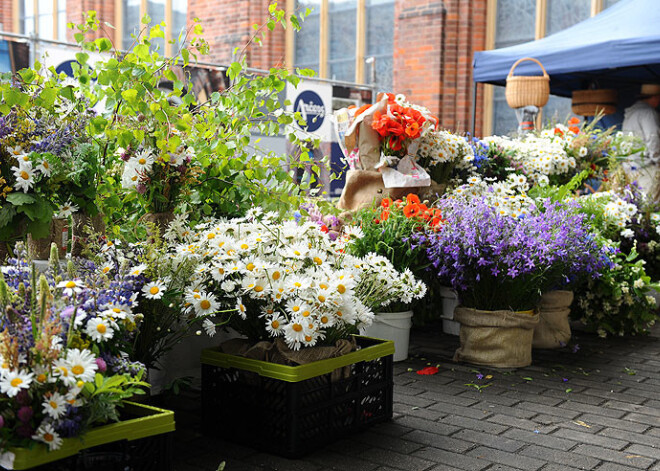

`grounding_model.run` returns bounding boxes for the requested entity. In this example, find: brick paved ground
[171,324,660,471]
